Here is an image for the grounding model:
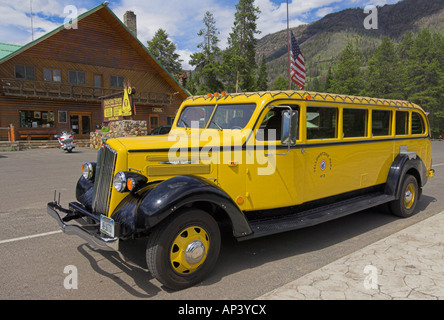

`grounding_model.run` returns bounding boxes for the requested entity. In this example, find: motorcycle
[54,131,76,153]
